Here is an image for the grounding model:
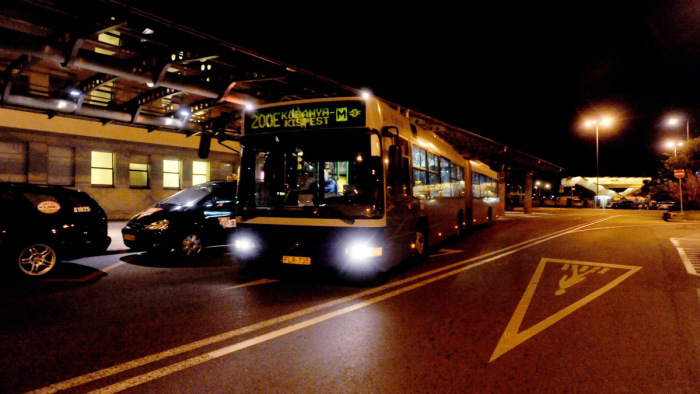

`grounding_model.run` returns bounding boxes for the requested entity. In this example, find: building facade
[0,108,240,220]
